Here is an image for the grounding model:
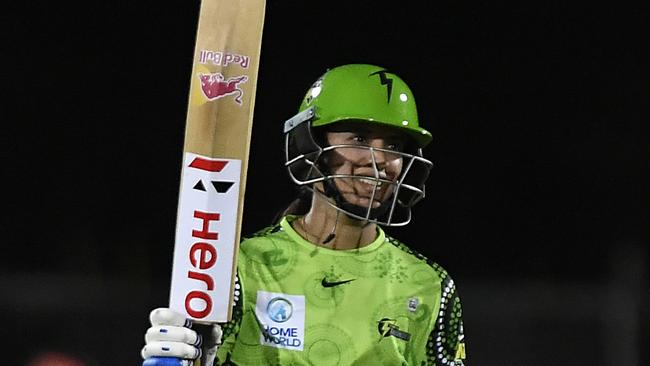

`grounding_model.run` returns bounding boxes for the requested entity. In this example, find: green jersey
[216,216,466,365]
